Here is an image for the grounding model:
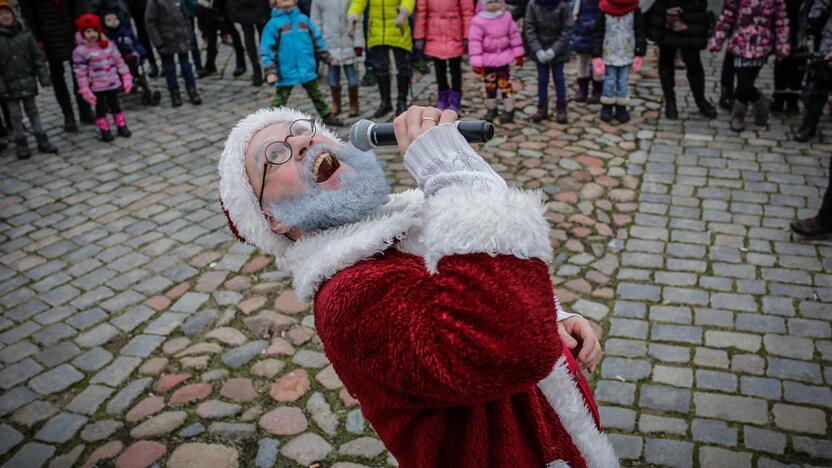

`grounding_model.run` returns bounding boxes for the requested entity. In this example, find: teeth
[312,152,330,178]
